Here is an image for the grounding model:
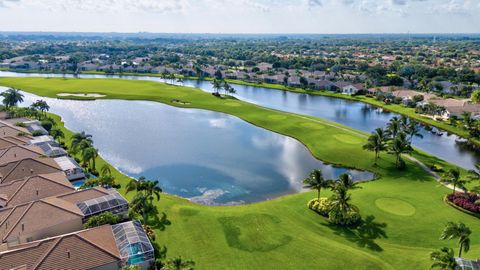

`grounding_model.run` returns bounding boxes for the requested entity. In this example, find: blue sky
[0,0,479,33]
